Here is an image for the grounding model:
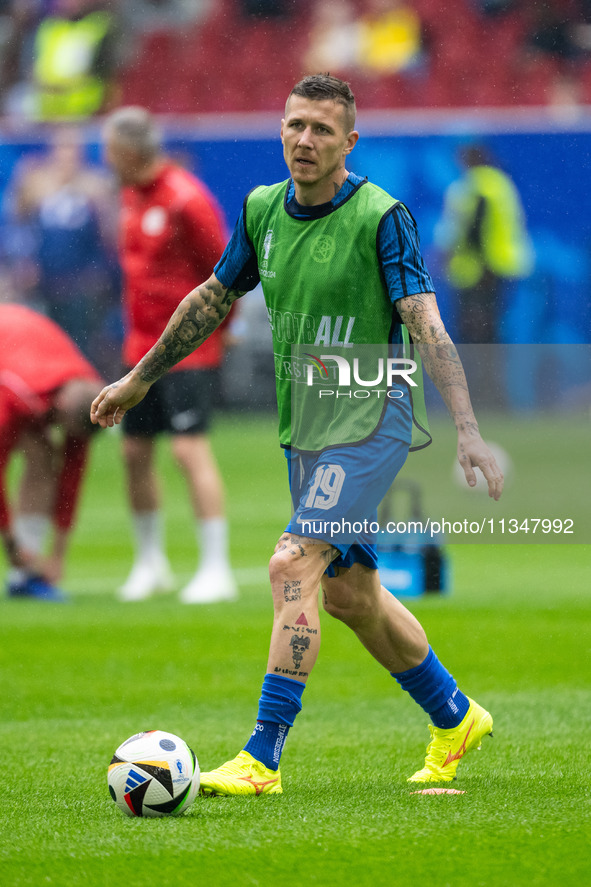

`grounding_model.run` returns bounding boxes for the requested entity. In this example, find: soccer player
[102,107,237,604]
[0,304,103,600]
[92,75,503,789]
